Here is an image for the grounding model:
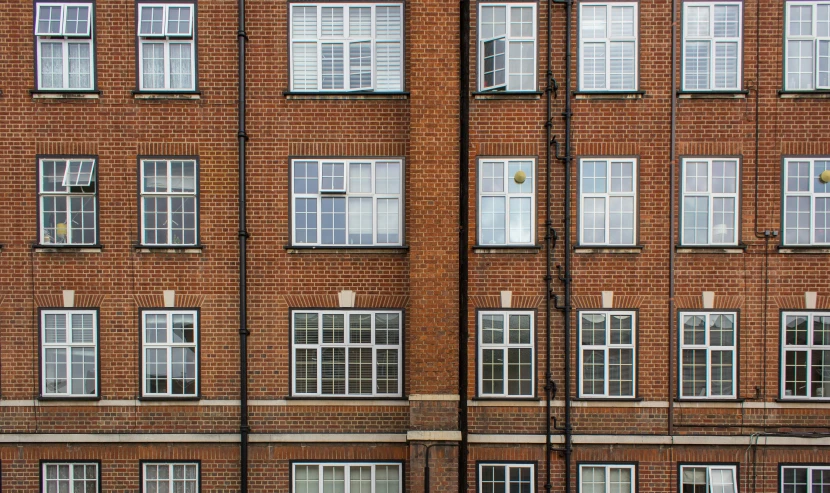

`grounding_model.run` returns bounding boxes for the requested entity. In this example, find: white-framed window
[140,158,198,246]
[579,3,638,91]
[681,158,740,246]
[578,311,636,398]
[142,462,199,493]
[137,3,196,91]
[290,4,404,92]
[292,158,403,246]
[478,158,536,246]
[293,463,402,492]
[478,311,535,398]
[682,2,742,91]
[579,464,636,493]
[478,3,537,91]
[679,312,737,399]
[35,2,95,91]
[781,465,830,492]
[785,1,830,90]
[479,463,535,492]
[42,462,99,493]
[680,465,737,493]
[141,310,198,397]
[41,309,98,398]
[292,310,402,397]
[38,157,97,245]
[579,158,637,246]
[781,311,830,400]
[783,158,830,246]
